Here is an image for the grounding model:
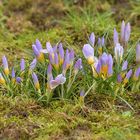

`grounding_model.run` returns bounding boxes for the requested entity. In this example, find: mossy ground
[0,0,140,139]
